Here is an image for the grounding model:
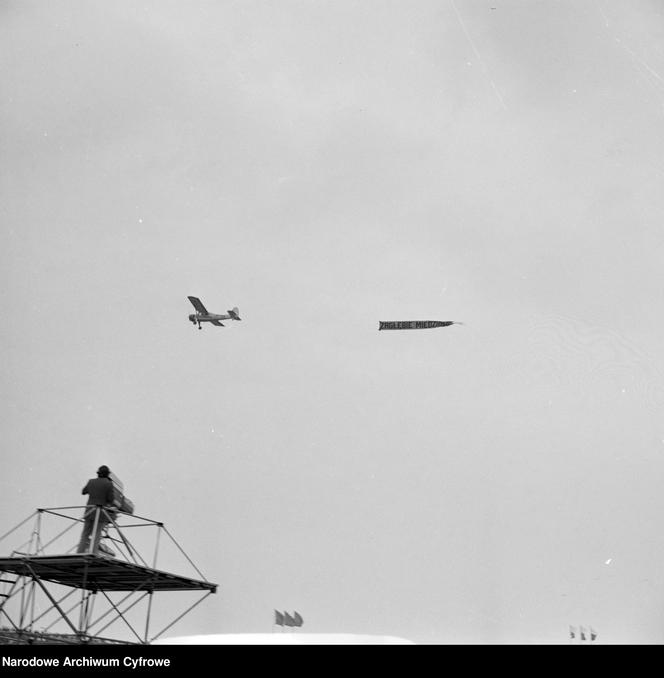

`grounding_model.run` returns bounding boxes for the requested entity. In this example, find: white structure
[153,633,415,645]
